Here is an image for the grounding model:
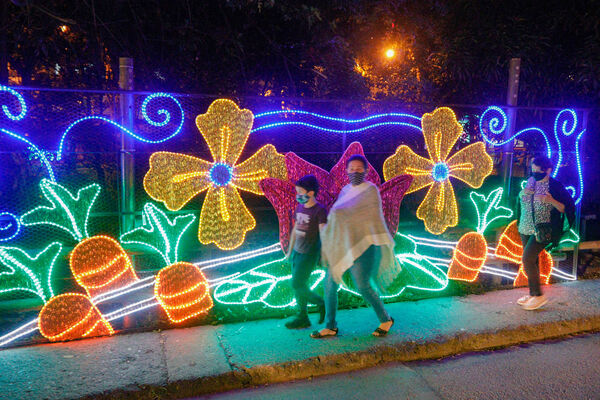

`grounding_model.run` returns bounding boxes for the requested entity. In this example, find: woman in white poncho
[311,155,396,338]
